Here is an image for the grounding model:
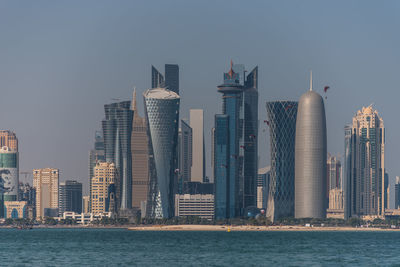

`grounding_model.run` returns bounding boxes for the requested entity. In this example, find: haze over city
[1,0,400,205]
